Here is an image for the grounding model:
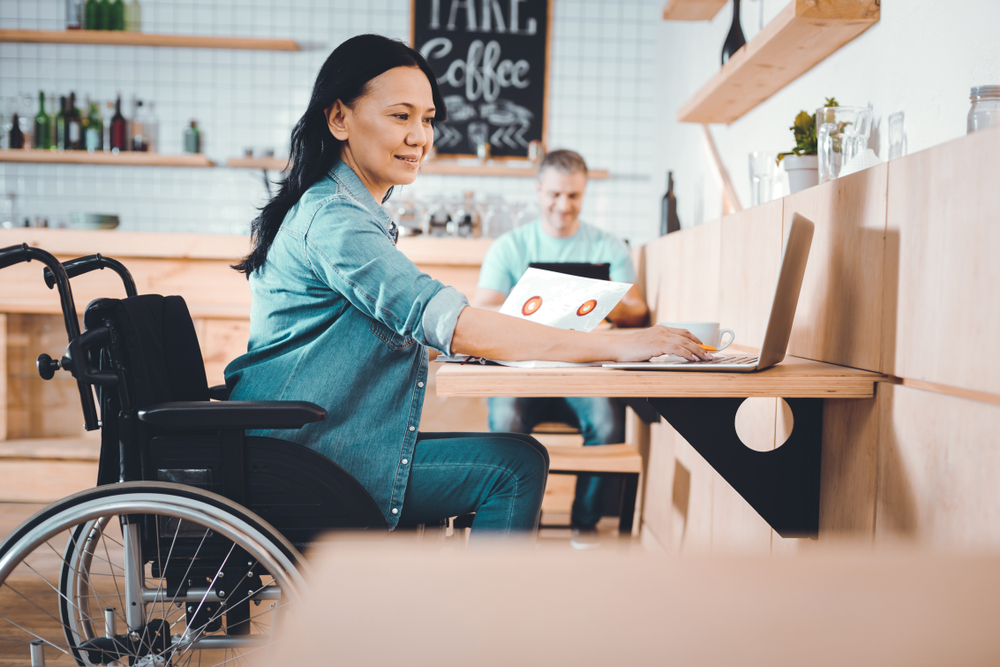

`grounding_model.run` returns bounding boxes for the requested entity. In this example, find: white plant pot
[782,154,819,194]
